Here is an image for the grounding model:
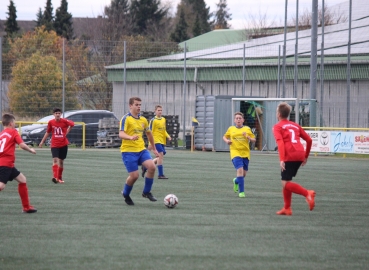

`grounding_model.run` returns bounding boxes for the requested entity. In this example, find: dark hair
[53,107,62,113]
[155,105,162,110]
[129,97,141,105]
[2,113,15,126]
[277,102,291,119]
